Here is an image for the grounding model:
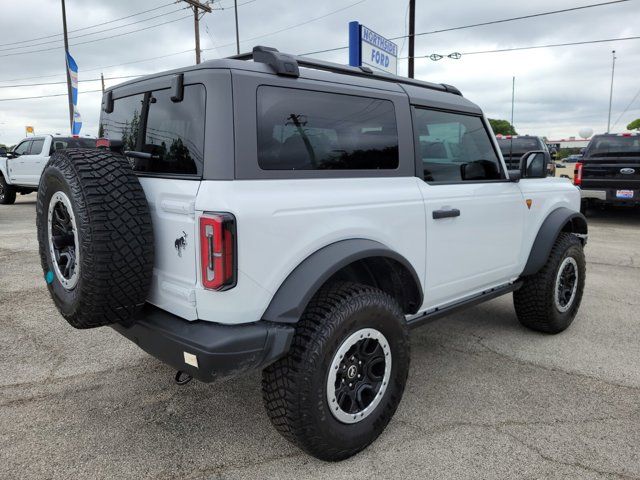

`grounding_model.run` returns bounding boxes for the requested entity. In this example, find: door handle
[433,208,460,219]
